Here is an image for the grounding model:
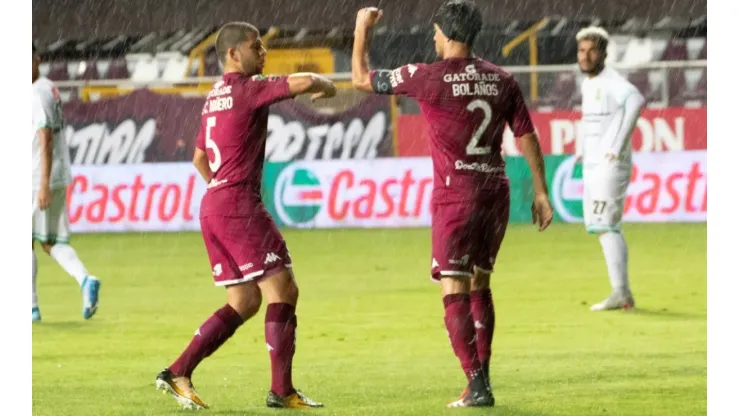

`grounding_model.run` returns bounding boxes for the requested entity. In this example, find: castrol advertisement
[66,150,705,233]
